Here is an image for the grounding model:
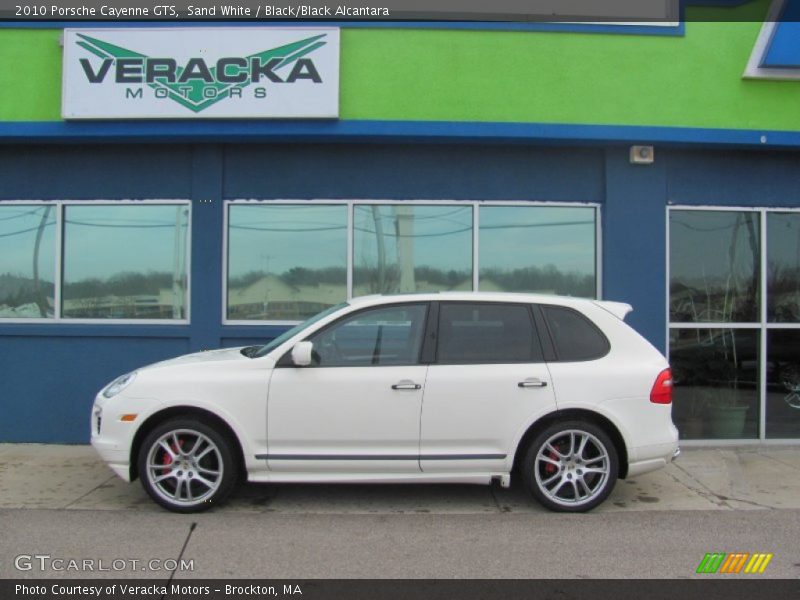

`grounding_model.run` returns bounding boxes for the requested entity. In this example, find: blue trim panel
[0,20,684,36]
[2,119,800,149]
